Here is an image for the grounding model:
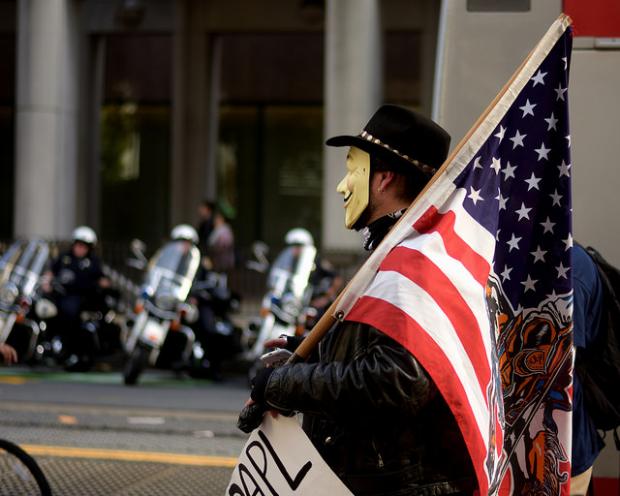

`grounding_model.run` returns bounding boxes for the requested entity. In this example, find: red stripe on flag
[413,206,491,286]
[380,246,491,395]
[495,408,504,459]
[347,296,490,495]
